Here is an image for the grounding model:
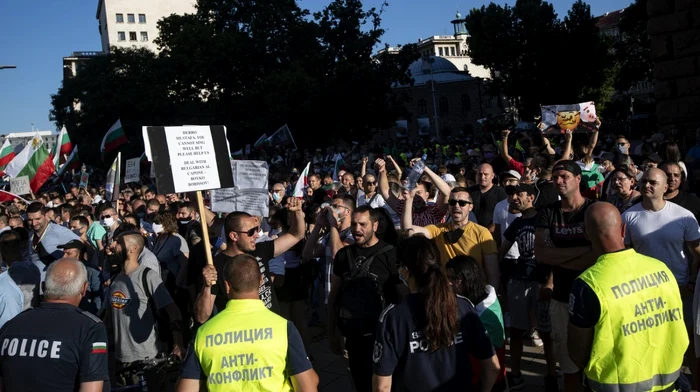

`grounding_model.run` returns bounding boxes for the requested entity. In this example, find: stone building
[648,0,700,137]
